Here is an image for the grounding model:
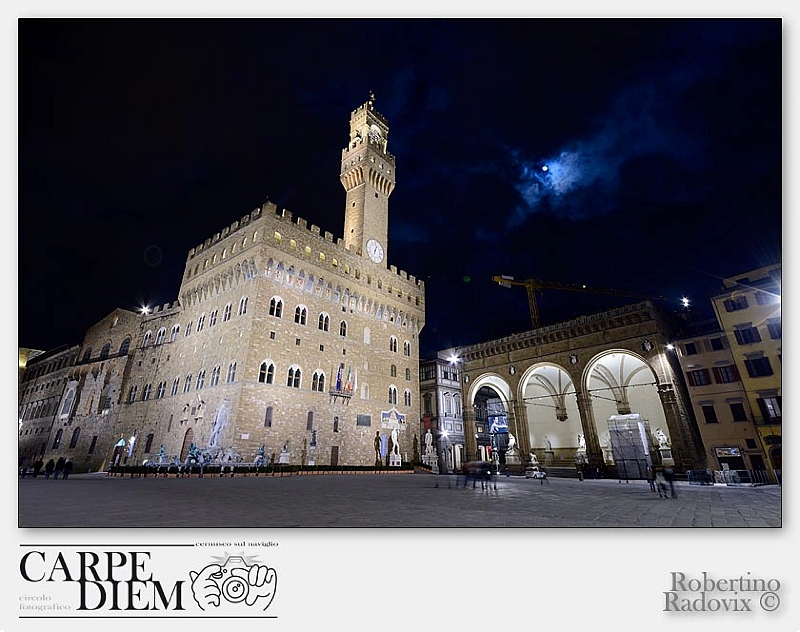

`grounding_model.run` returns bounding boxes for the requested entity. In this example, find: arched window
[59,388,76,418]
[211,366,221,386]
[155,328,166,345]
[209,310,218,327]
[196,370,206,389]
[264,406,273,427]
[404,341,411,356]
[287,367,301,388]
[295,306,308,325]
[128,385,138,403]
[82,347,92,361]
[389,386,397,405]
[339,321,347,337]
[259,362,275,384]
[405,368,411,381]
[157,381,166,399]
[69,427,81,448]
[312,370,325,392]
[120,337,132,355]
[169,325,180,342]
[223,304,232,322]
[142,384,152,400]
[183,375,192,393]
[197,315,205,332]
[238,296,248,316]
[171,377,180,396]
[391,364,397,377]
[444,394,452,415]
[404,390,412,407]
[100,342,111,359]
[318,313,329,331]
[142,331,152,348]
[389,336,398,353]
[307,411,314,430]
[226,362,237,383]
[270,297,283,318]
[52,428,63,449]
